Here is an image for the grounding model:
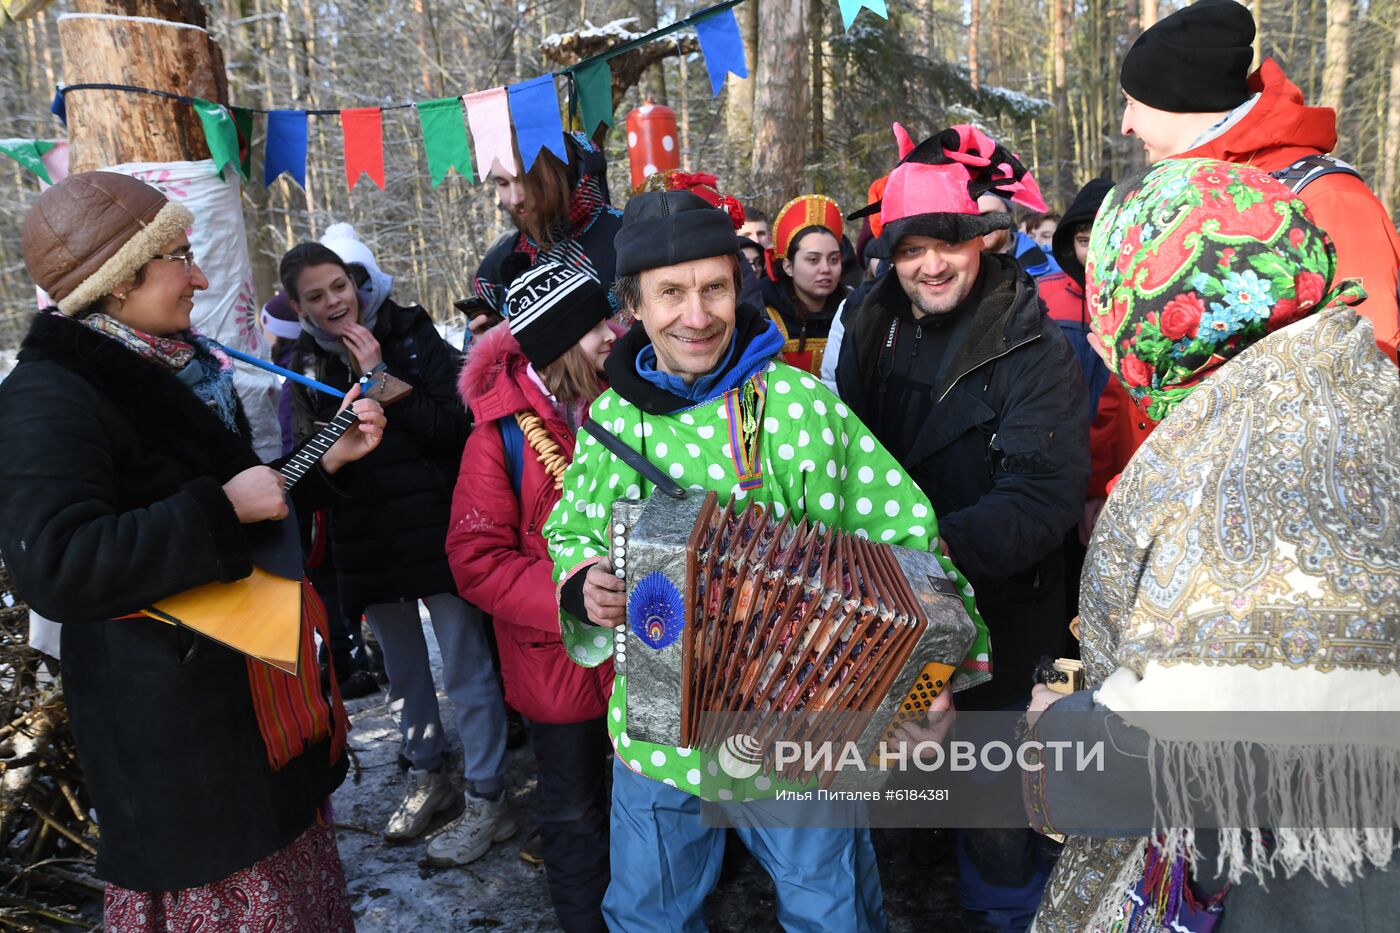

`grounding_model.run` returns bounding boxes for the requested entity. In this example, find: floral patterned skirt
[103,819,353,932]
